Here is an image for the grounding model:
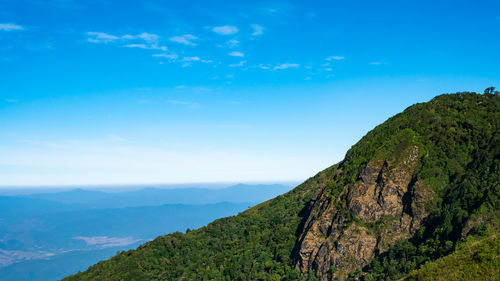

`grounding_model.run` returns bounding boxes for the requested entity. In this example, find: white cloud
[152,53,178,59]
[74,236,141,248]
[229,61,247,67]
[212,25,239,35]
[123,43,147,49]
[325,68,332,71]
[226,39,240,48]
[169,34,198,46]
[274,63,299,70]
[85,32,166,50]
[325,56,344,61]
[5,99,19,103]
[259,64,271,70]
[370,62,388,65]
[183,56,200,61]
[228,51,244,57]
[123,32,159,44]
[179,56,212,67]
[0,23,23,31]
[85,32,119,43]
[167,100,202,109]
[250,24,264,36]
[124,43,167,51]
